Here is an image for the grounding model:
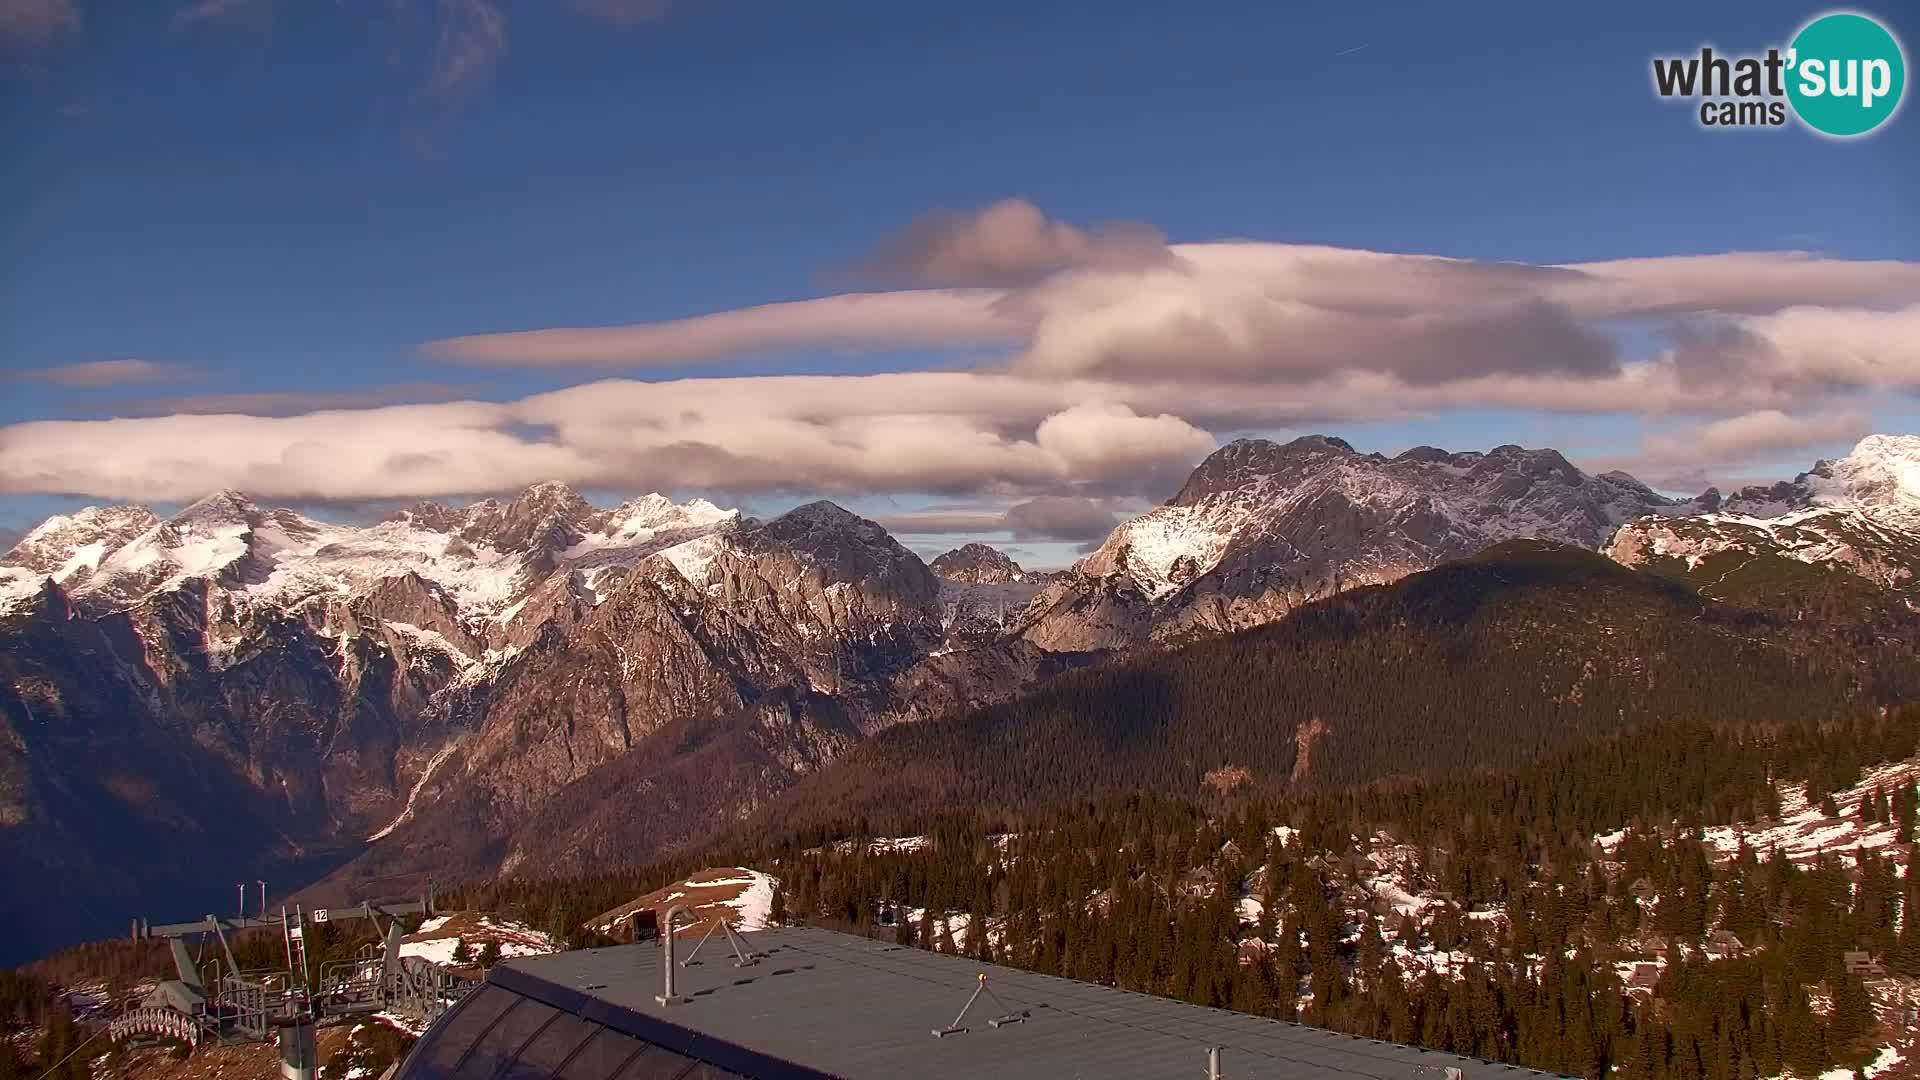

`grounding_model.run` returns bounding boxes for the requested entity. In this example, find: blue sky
[2,0,1918,567]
